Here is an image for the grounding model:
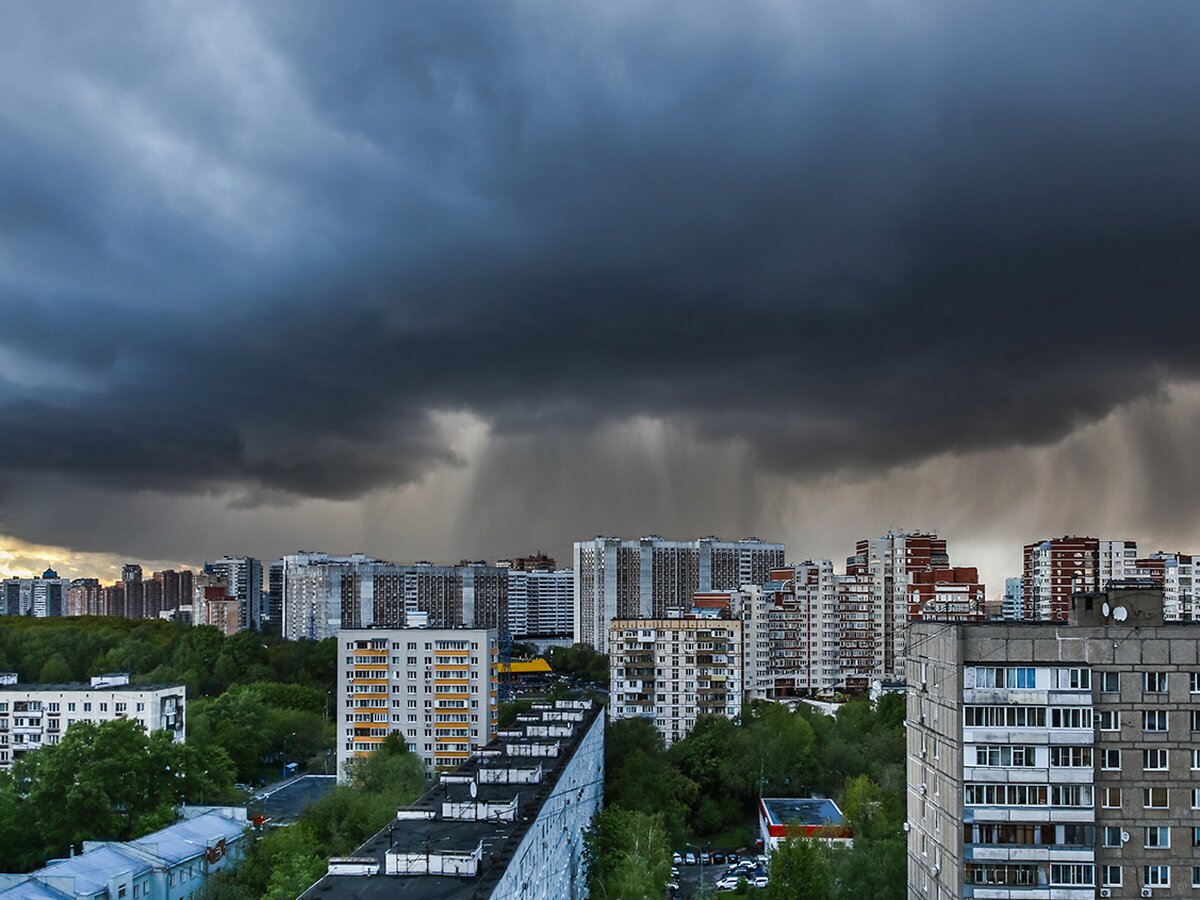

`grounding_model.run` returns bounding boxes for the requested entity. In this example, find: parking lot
[668,851,768,898]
